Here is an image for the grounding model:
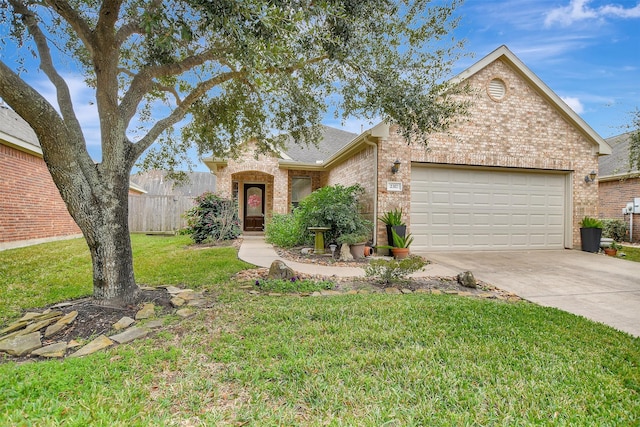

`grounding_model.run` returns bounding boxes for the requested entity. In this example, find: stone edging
[0,286,211,360]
